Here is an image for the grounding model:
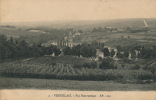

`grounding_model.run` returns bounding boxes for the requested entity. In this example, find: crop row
[0,56,155,83]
